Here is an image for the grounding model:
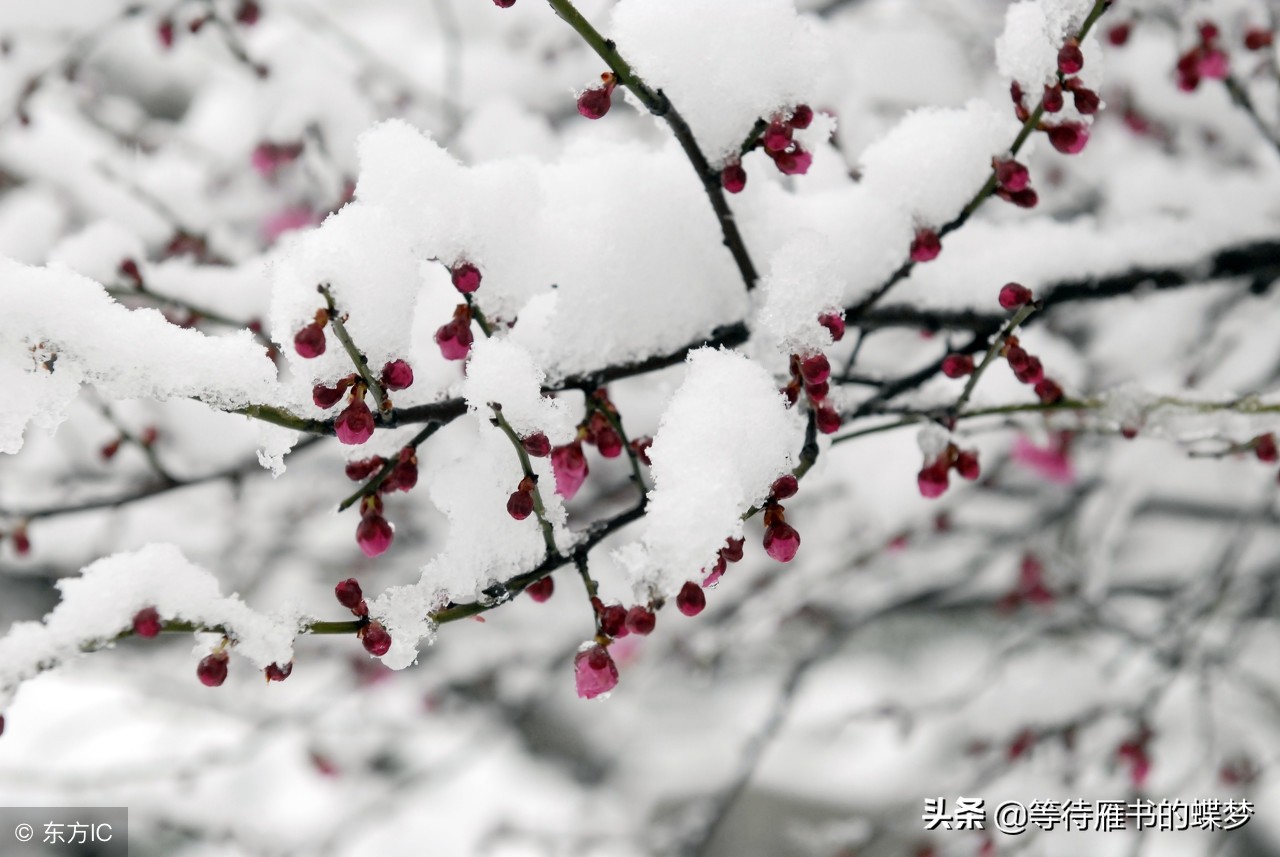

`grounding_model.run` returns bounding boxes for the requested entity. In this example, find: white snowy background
[2,0,1280,854]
